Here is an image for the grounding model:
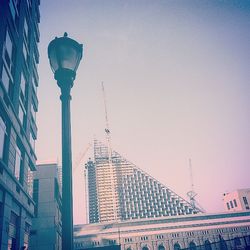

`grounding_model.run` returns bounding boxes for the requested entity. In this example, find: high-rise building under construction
[86,140,199,223]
